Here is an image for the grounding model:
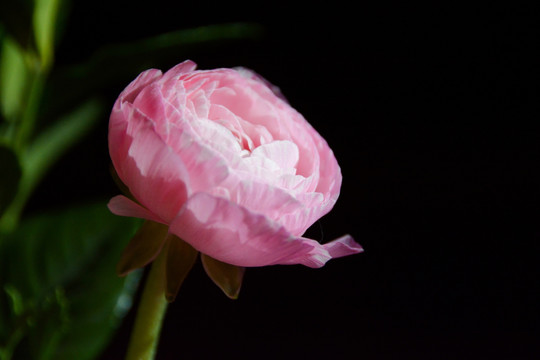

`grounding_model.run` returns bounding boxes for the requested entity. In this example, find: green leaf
[0,145,21,220]
[0,98,102,231]
[0,38,30,123]
[0,202,142,360]
[24,98,102,189]
[32,0,62,70]
[46,22,263,116]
